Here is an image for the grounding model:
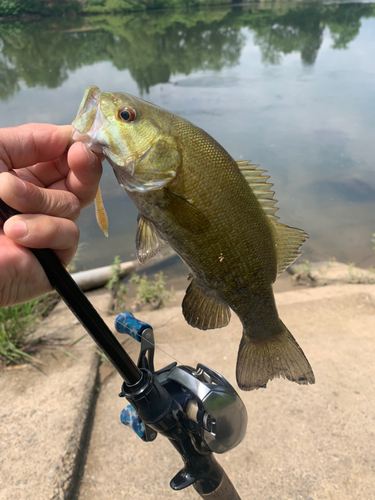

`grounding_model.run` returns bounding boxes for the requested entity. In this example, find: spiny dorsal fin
[237,161,307,276]
[95,185,109,237]
[182,278,231,330]
[136,214,167,264]
[237,161,279,222]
